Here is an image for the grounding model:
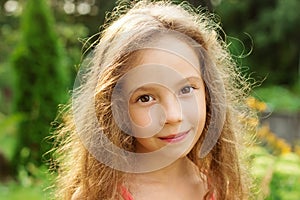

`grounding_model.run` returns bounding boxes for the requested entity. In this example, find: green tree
[10,0,69,173]
[215,0,300,86]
